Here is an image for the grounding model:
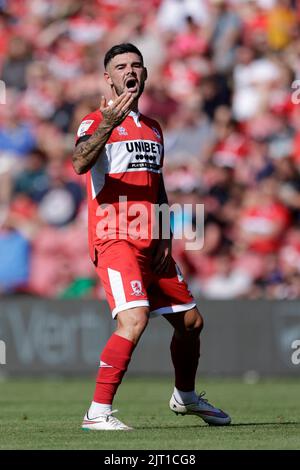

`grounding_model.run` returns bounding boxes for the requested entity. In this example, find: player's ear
[104,70,113,87]
[143,67,148,82]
